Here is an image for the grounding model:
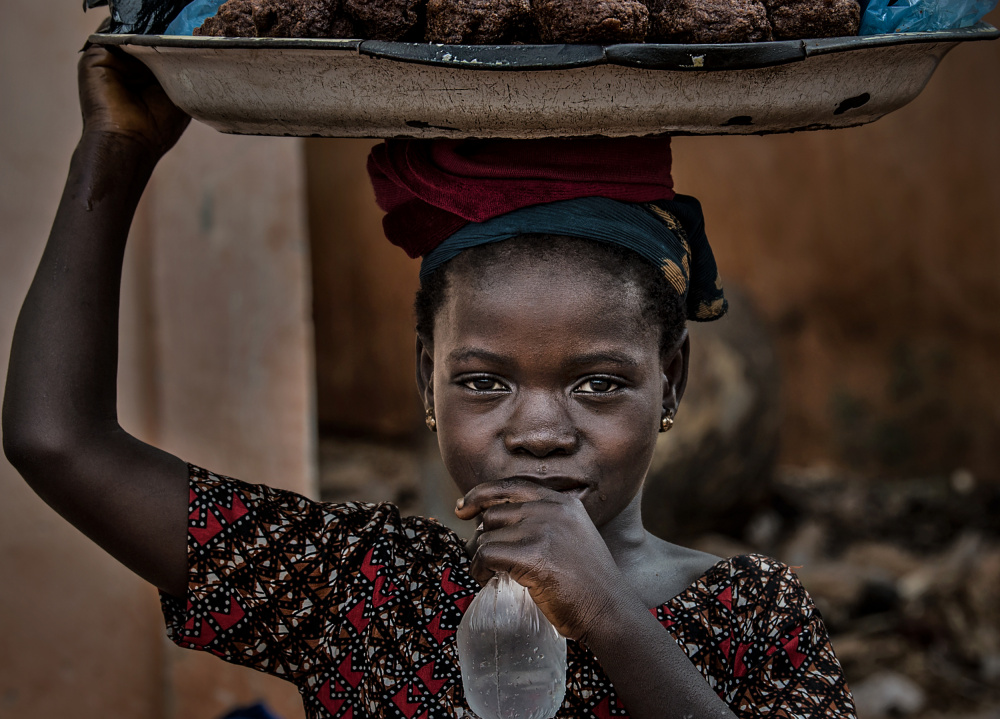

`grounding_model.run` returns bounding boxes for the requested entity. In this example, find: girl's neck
[601,490,722,608]
[598,490,651,566]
